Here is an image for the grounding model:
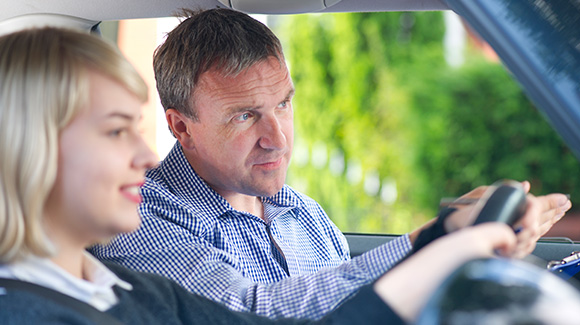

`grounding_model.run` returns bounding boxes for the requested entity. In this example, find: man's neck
[225,194,266,221]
